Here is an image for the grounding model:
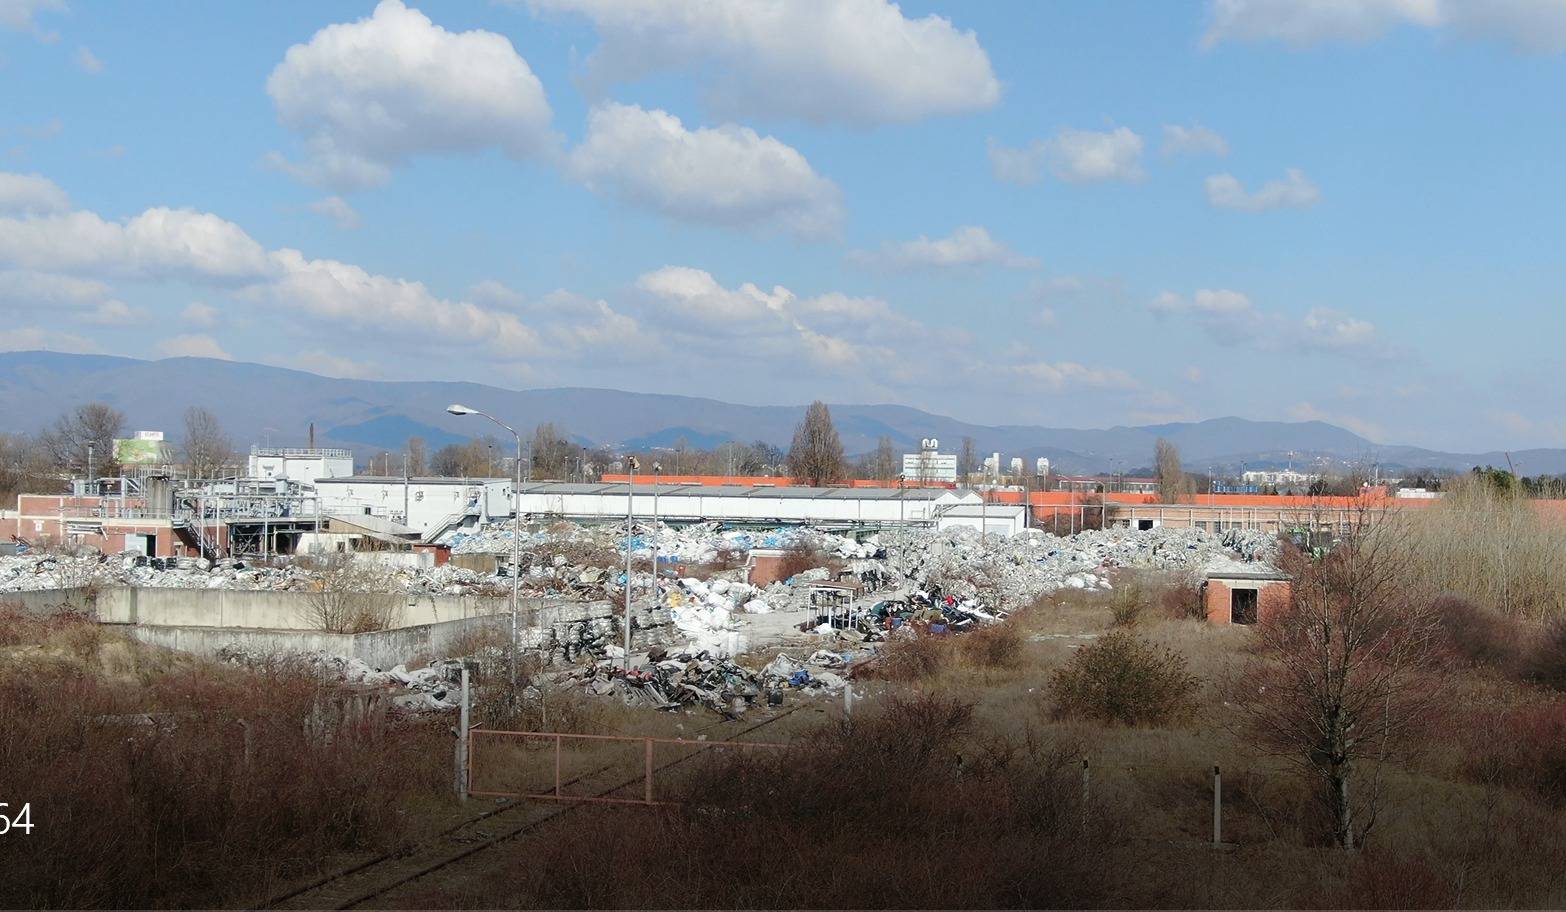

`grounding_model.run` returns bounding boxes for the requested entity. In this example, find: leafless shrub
[1109,577,1147,627]
[299,555,402,633]
[439,692,1123,910]
[1432,593,1526,671]
[960,621,1023,669]
[1049,630,1199,726]
[865,631,950,680]
[1523,617,1566,691]
[0,614,449,909]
